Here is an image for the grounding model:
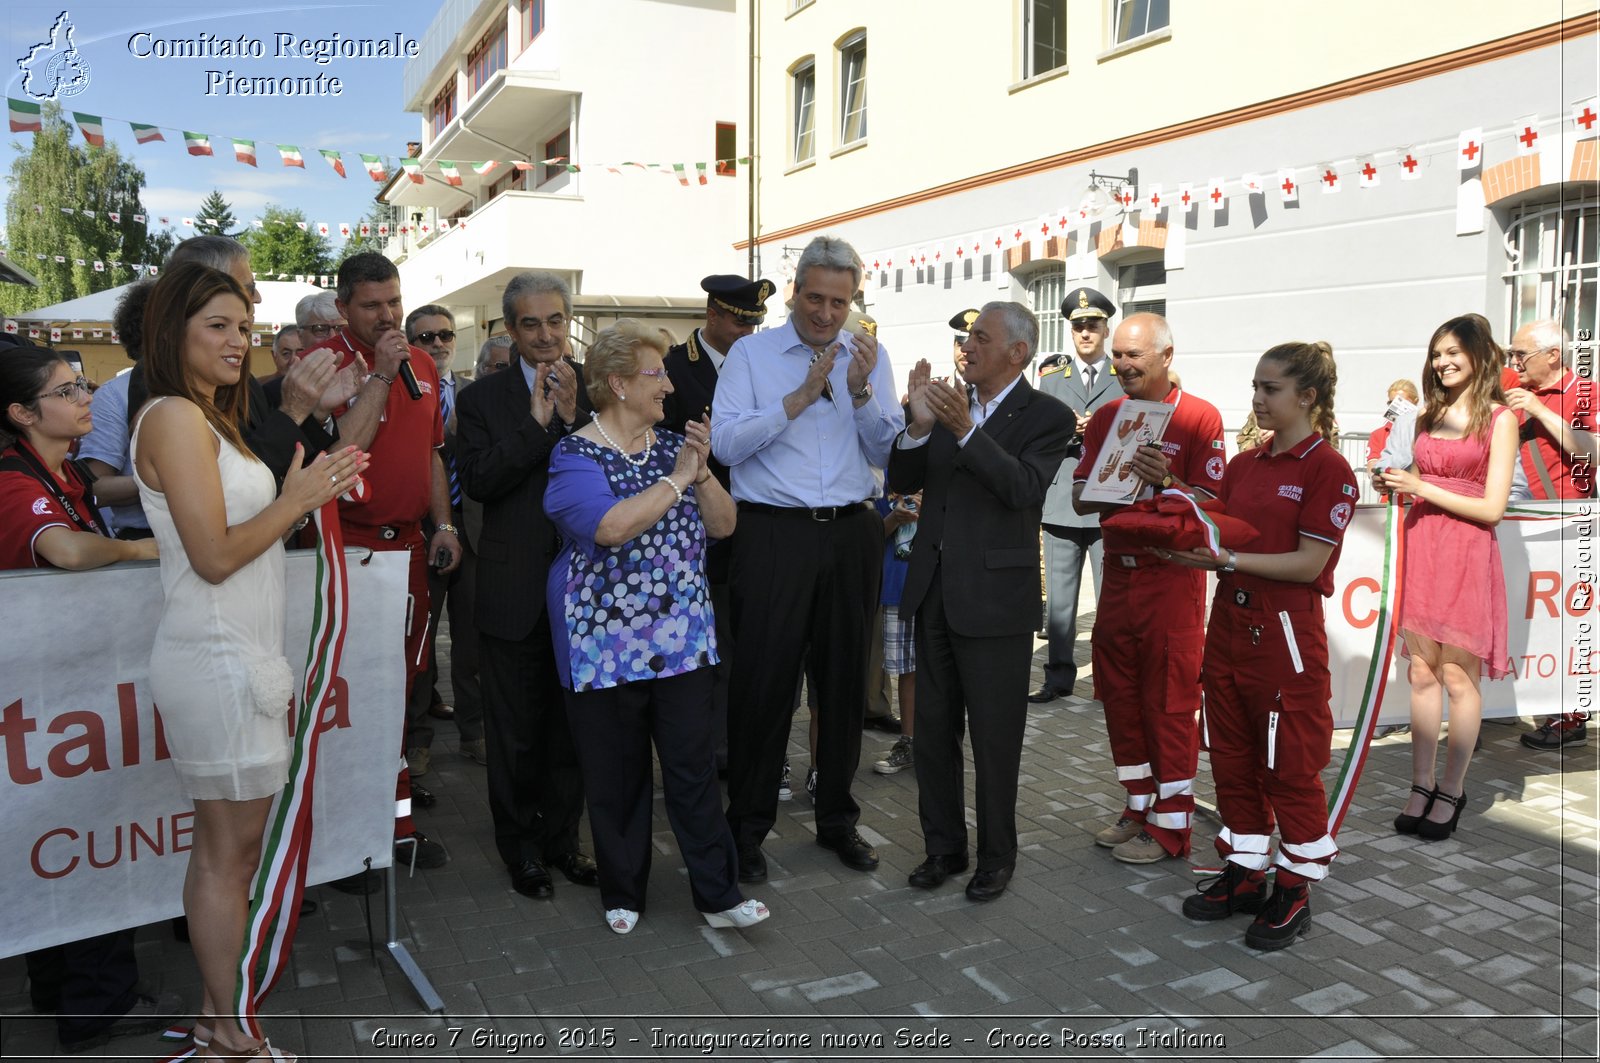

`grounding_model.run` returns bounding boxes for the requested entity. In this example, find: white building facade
[383,0,752,358]
[748,0,1599,434]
